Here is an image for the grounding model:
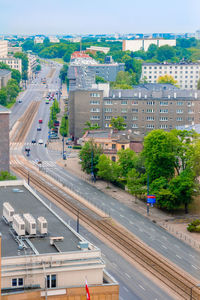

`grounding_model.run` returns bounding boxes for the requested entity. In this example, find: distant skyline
[0,0,200,35]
